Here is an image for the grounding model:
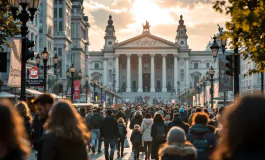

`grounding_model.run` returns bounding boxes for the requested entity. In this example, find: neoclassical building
[88,15,217,95]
